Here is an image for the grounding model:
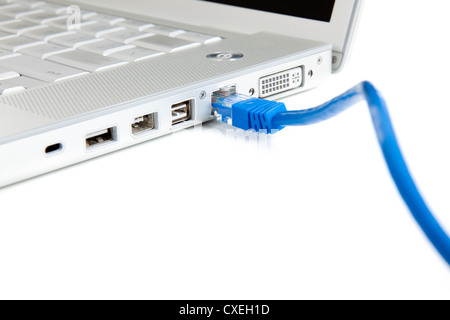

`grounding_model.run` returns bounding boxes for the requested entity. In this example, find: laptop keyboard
[0,0,222,95]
